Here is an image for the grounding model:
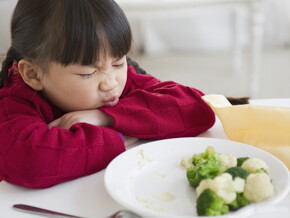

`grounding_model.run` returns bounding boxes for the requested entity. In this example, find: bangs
[46,0,132,66]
